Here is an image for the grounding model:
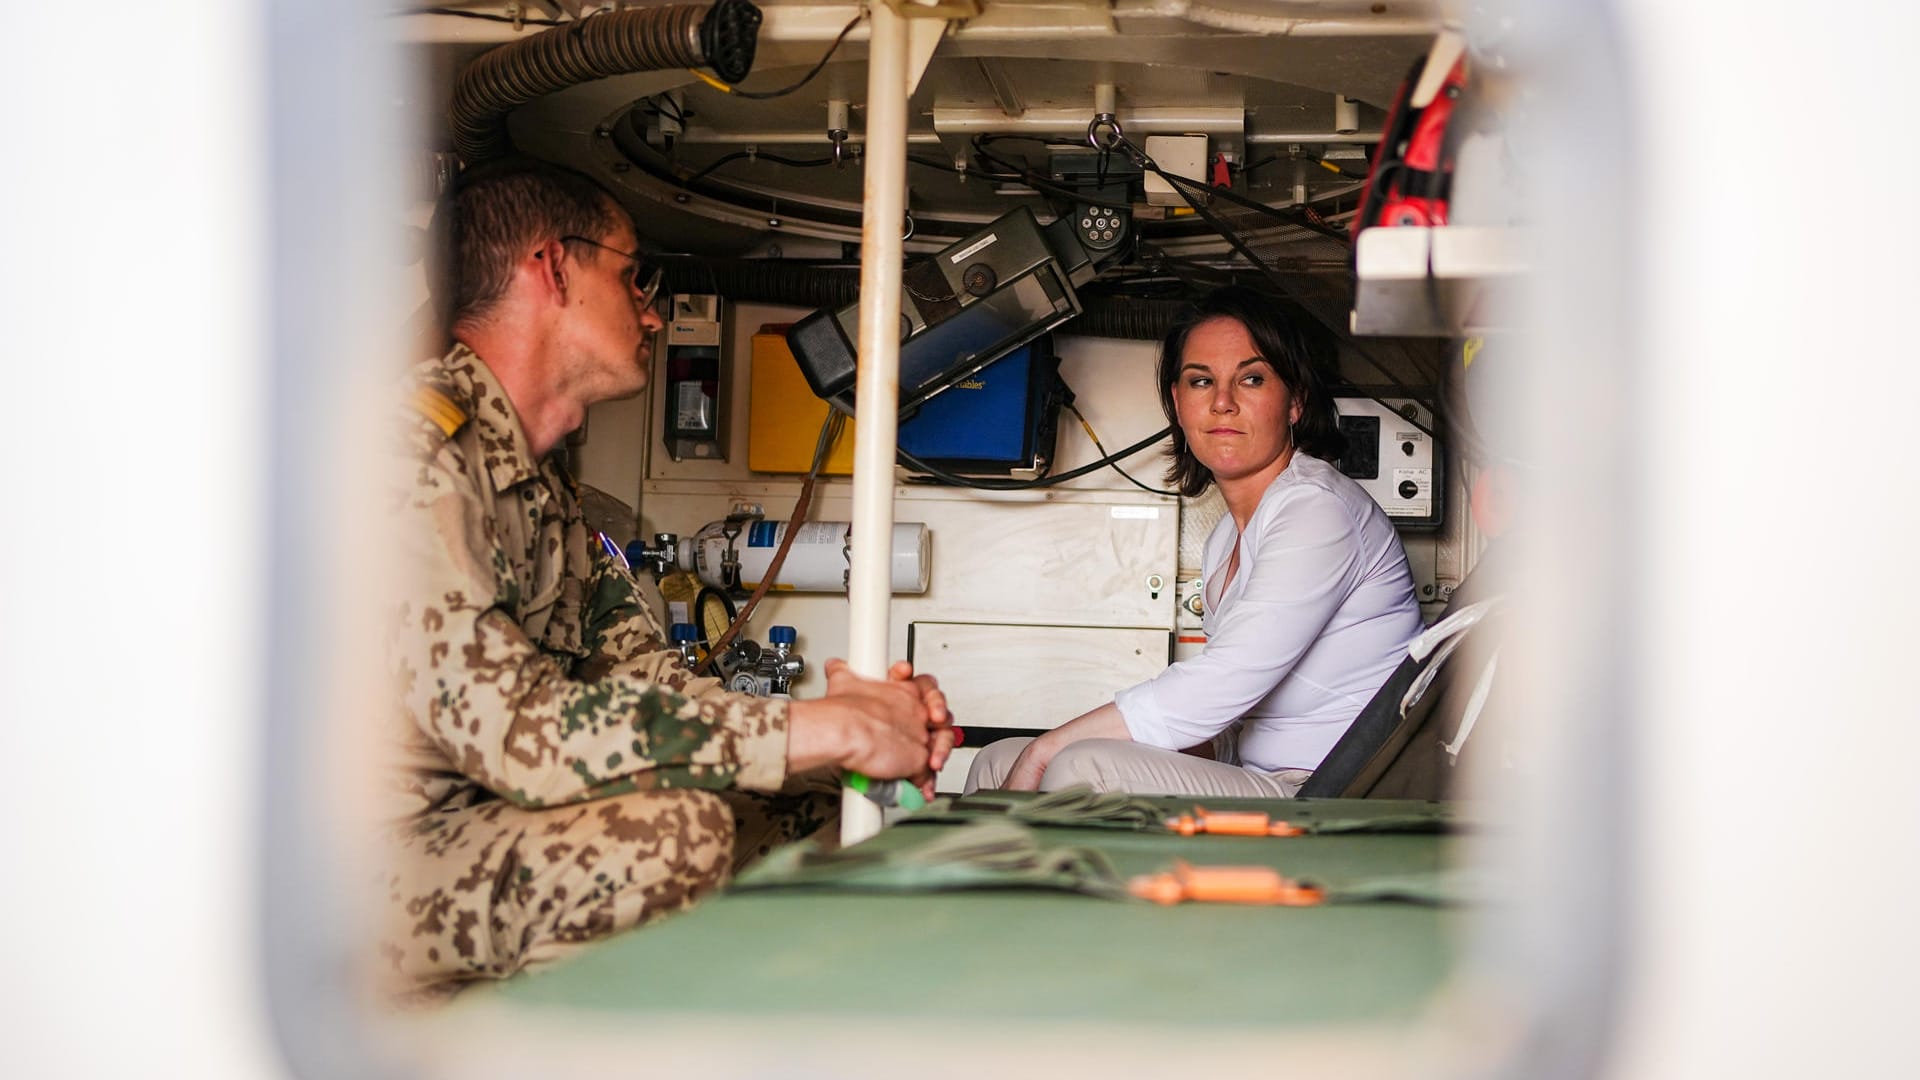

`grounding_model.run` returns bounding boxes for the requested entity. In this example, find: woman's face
[1172,316,1303,486]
